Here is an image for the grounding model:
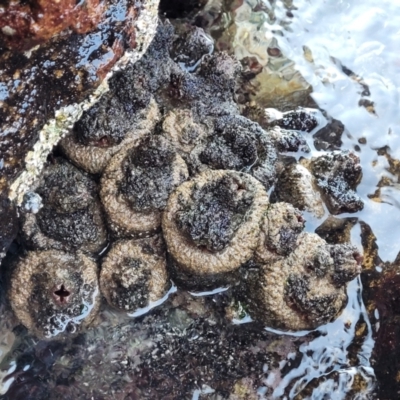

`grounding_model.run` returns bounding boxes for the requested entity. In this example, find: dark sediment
[0,193,18,264]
